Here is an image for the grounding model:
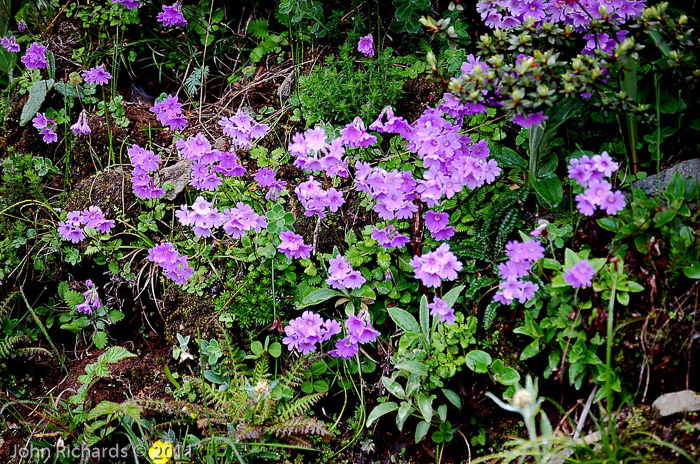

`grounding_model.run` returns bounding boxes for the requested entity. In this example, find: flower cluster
[339,117,377,148]
[1,36,19,53]
[148,242,194,286]
[355,164,417,220]
[424,210,455,241]
[428,297,456,325]
[568,152,625,216]
[57,206,115,243]
[70,111,91,135]
[150,94,187,131]
[357,34,374,58]
[113,0,139,9]
[76,280,102,315]
[176,133,246,191]
[82,65,112,86]
[277,231,312,259]
[370,225,410,249]
[128,144,165,200]
[326,255,367,290]
[476,0,646,31]
[288,126,348,178]
[563,259,596,289]
[493,239,544,305]
[254,168,287,201]
[329,314,381,359]
[33,113,57,143]
[158,2,187,27]
[295,177,345,219]
[175,197,266,239]
[21,42,48,69]
[409,243,463,288]
[219,111,270,149]
[282,311,341,355]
